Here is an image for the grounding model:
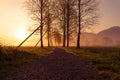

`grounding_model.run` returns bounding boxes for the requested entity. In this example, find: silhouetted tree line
[25,0,98,48]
